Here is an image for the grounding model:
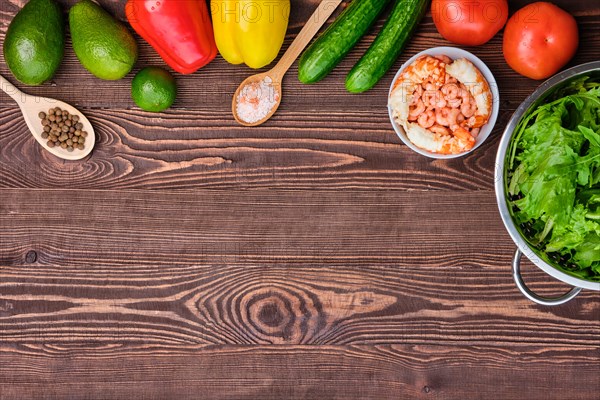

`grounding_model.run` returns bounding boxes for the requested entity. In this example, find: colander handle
[513,250,582,306]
